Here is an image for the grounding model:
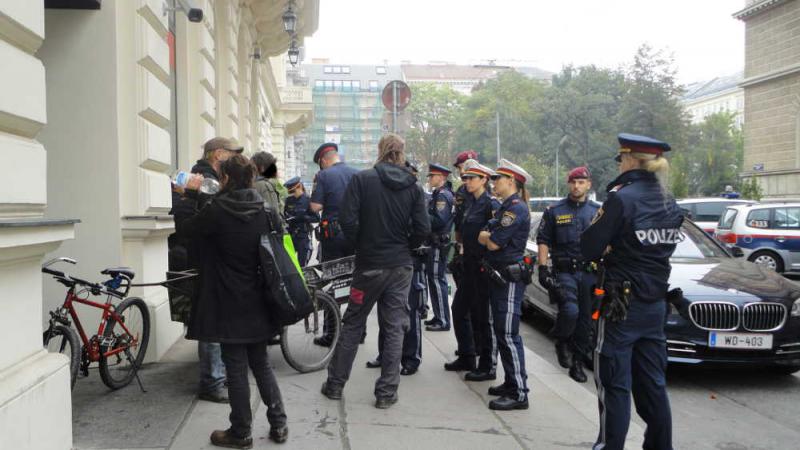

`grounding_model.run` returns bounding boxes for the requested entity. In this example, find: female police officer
[477,159,532,411]
[580,134,683,450]
[444,162,499,379]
